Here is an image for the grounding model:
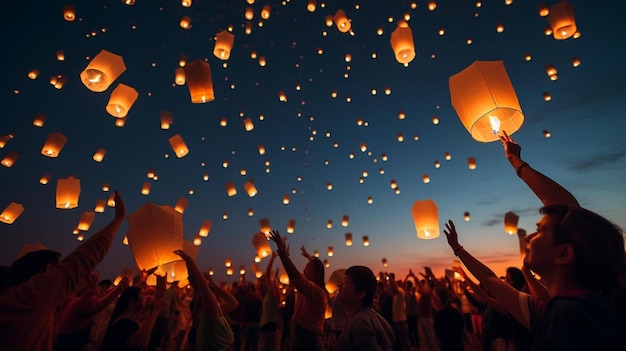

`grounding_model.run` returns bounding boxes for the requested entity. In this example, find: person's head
[116,286,145,313]
[303,258,325,288]
[338,265,377,307]
[525,205,625,293]
[7,249,61,288]
[505,267,525,291]
[96,279,113,296]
